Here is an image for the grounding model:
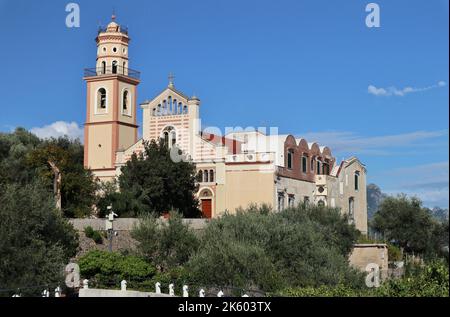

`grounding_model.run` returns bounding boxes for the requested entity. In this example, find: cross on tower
[168,72,175,87]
